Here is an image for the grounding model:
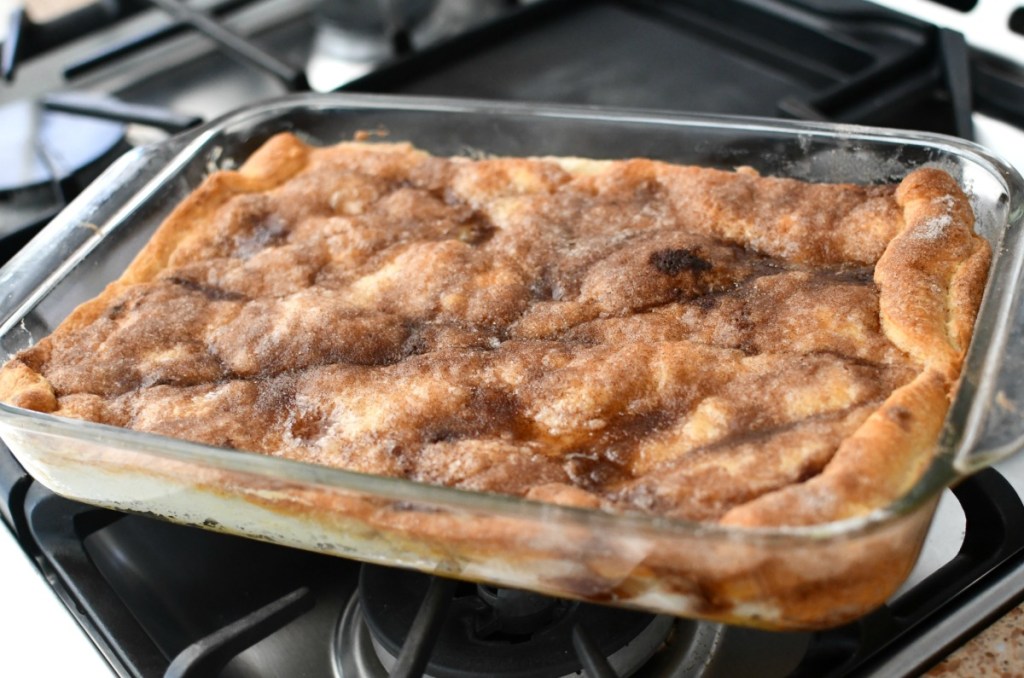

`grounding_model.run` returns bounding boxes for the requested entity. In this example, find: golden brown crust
[721,169,990,527]
[875,168,990,378]
[0,134,315,409]
[127,133,312,284]
[0,358,57,412]
[720,368,950,526]
[0,134,990,528]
